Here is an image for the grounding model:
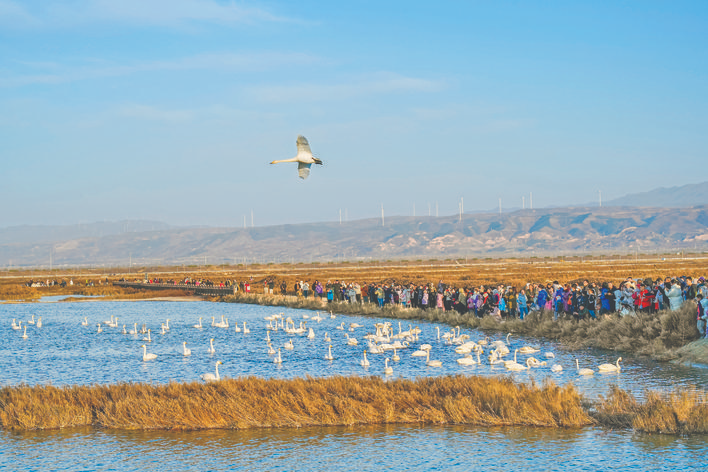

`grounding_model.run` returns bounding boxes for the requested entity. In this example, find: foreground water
[1,300,707,470]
